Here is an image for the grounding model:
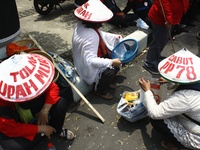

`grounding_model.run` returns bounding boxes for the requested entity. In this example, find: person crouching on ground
[72,0,122,100]
[138,48,200,149]
[0,54,75,150]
